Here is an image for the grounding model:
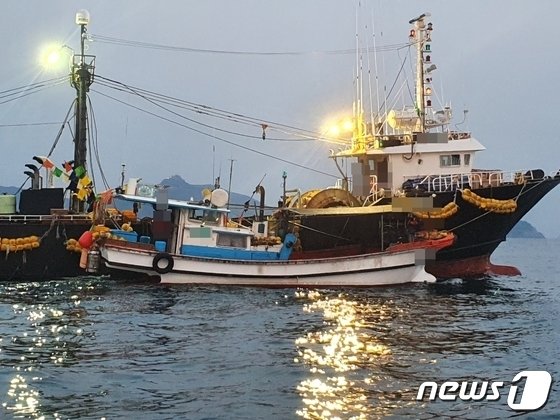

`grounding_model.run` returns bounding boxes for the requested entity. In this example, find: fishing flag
[78,175,92,189]
[76,188,88,201]
[33,155,55,169]
[99,189,113,205]
[74,165,86,178]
